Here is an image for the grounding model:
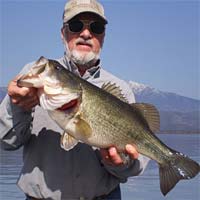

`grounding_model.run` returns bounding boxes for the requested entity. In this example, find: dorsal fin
[131,103,160,133]
[101,82,128,103]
